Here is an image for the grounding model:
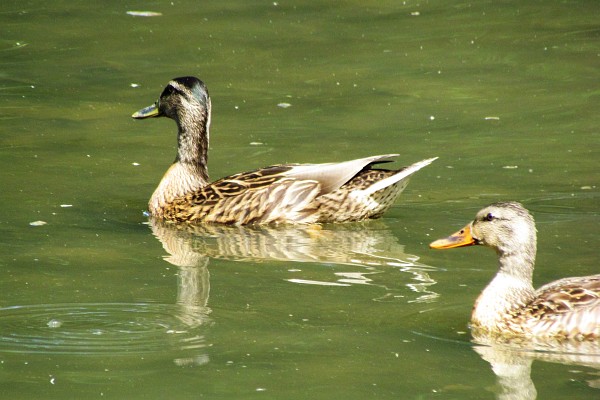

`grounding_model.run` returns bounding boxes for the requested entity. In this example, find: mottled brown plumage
[132,76,437,224]
[430,202,600,340]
